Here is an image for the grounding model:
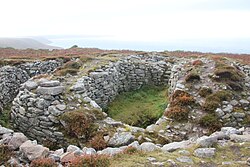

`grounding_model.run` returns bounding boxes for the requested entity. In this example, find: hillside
[0,38,61,50]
